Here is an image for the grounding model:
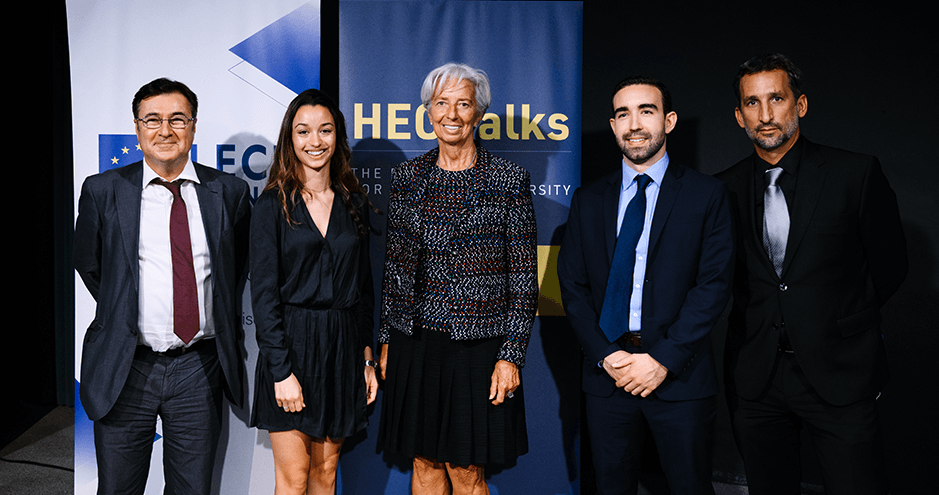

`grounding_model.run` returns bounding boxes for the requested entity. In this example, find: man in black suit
[717,54,908,495]
[558,77,734,494]
[74,78,251,494]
